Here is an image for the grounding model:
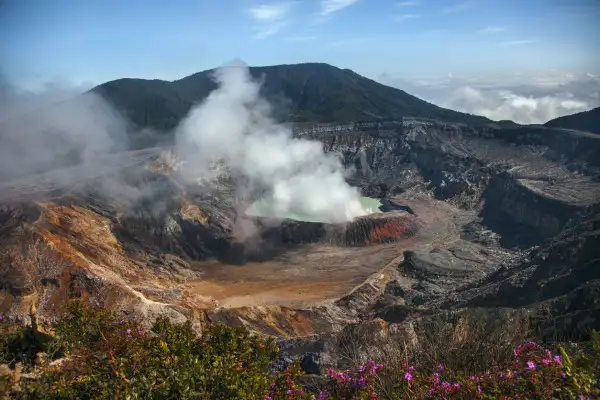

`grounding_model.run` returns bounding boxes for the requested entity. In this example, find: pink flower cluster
[358,359,385,375]
[265,368,305,400]
[320,360,383,399]
[425,372,463,396]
